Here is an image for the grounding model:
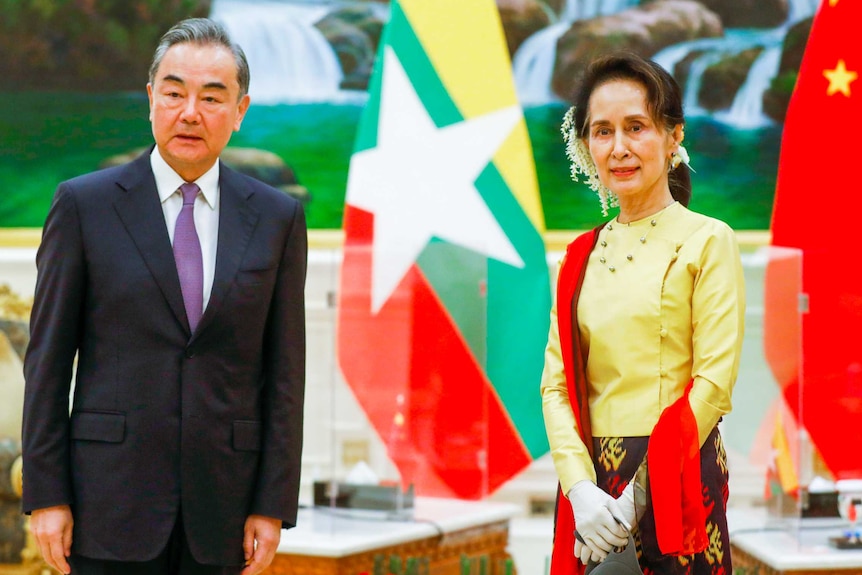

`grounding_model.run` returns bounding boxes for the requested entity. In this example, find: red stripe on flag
[338,206,531,498]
